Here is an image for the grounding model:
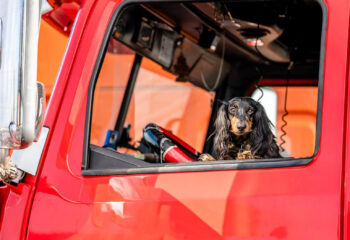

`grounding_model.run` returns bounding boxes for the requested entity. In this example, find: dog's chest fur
[228,137,261,160]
